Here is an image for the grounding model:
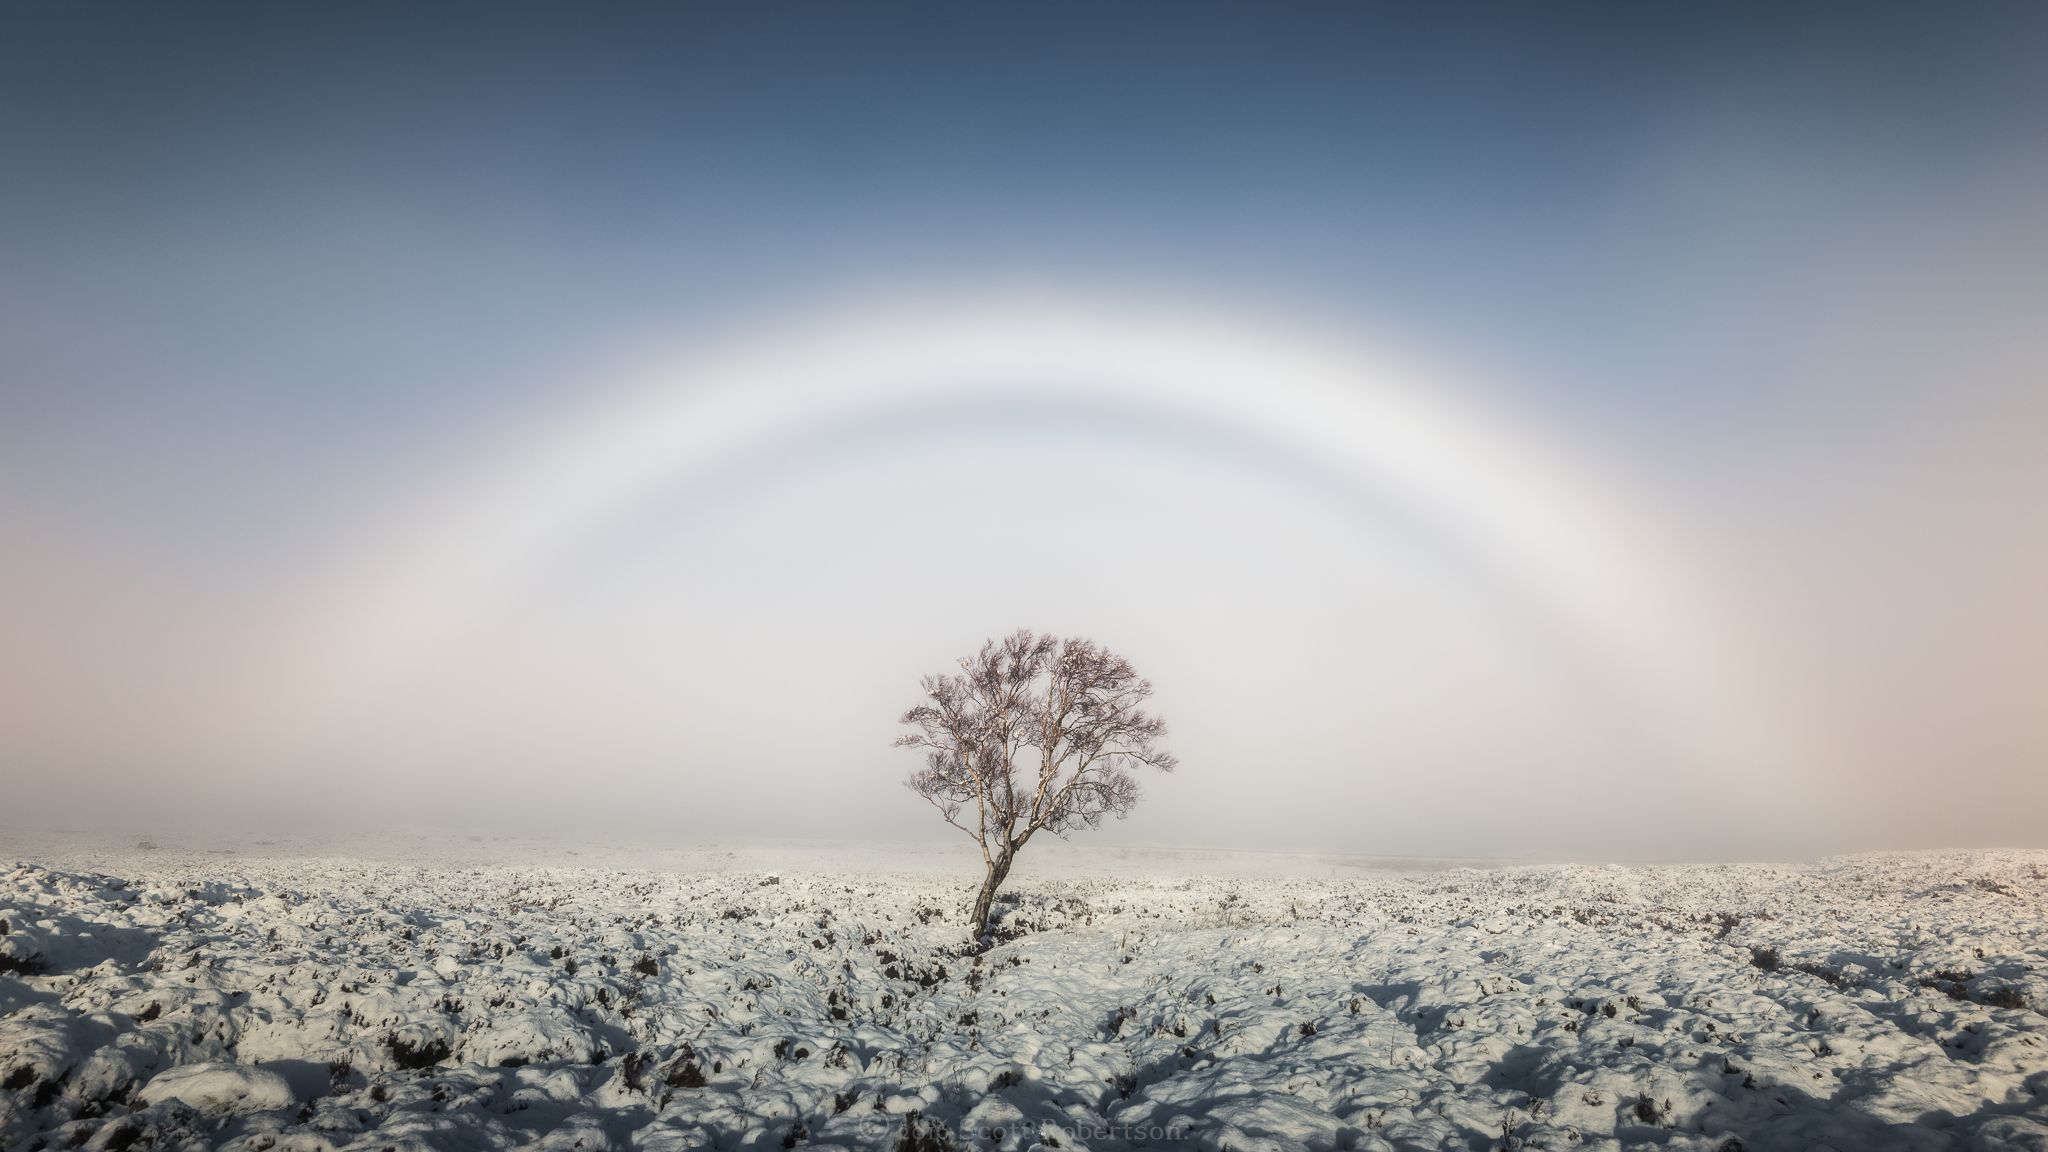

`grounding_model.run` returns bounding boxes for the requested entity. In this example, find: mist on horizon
[3,4,2045,862]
